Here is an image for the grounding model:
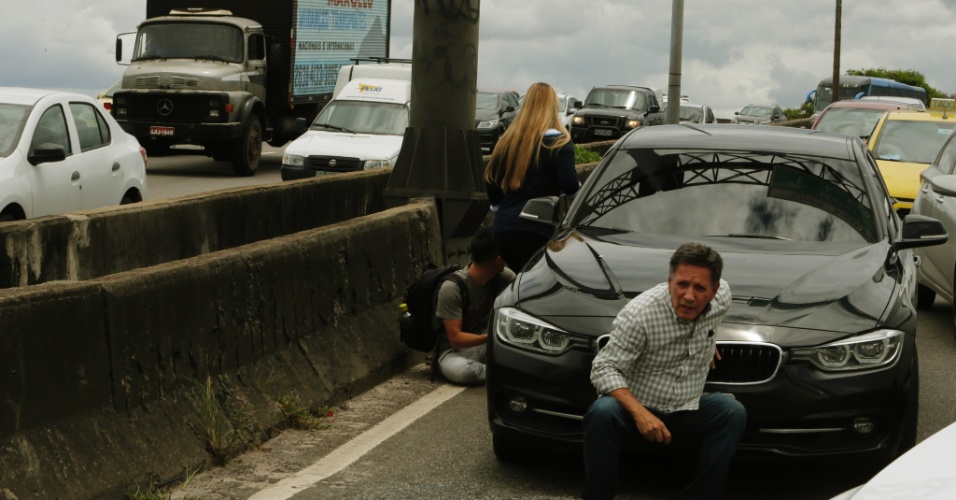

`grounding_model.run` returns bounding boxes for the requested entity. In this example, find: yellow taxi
[867,106,956,215]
